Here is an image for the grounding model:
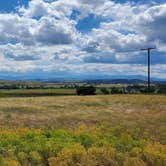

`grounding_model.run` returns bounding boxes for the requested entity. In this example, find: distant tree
[143,87,156,93]
[76,86,96,95]
[100,88,110,94]
[157,85,166,94]
[111,87,123,94]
